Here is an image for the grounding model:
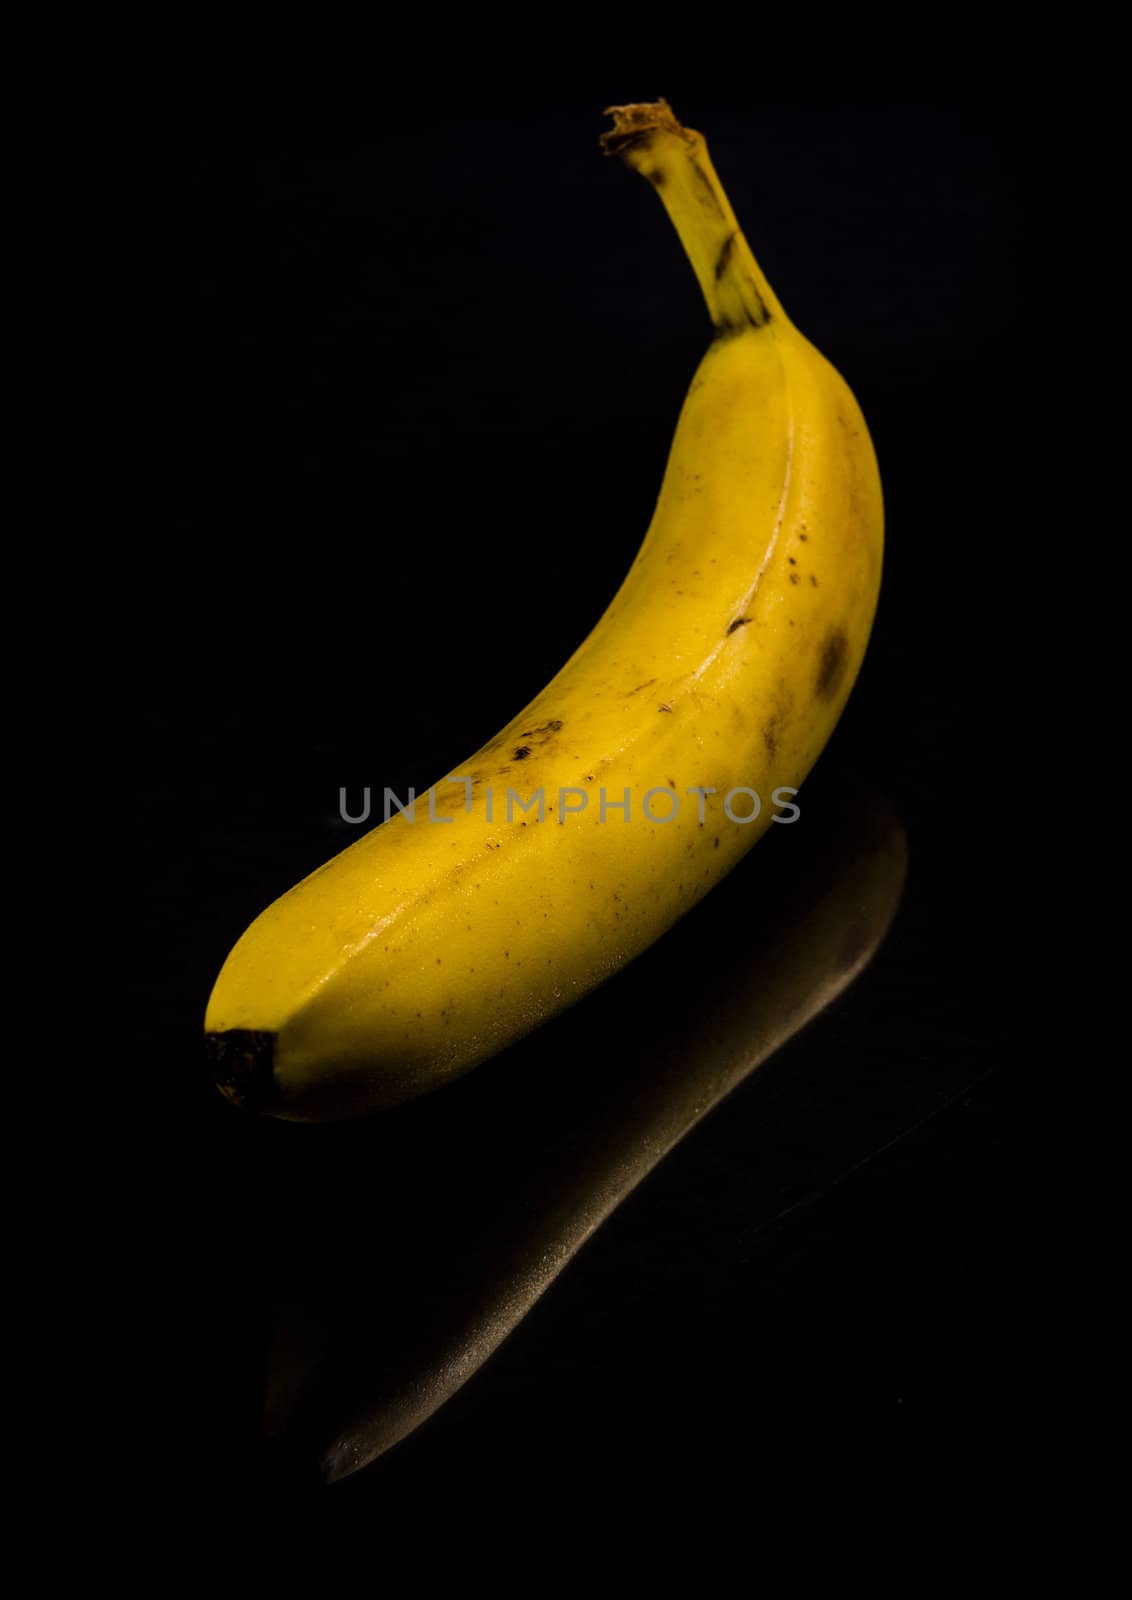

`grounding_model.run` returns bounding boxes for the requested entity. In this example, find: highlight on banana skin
[204,97,884,1123]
